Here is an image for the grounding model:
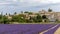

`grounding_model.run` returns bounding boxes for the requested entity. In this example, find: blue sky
[0,0,60,15]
